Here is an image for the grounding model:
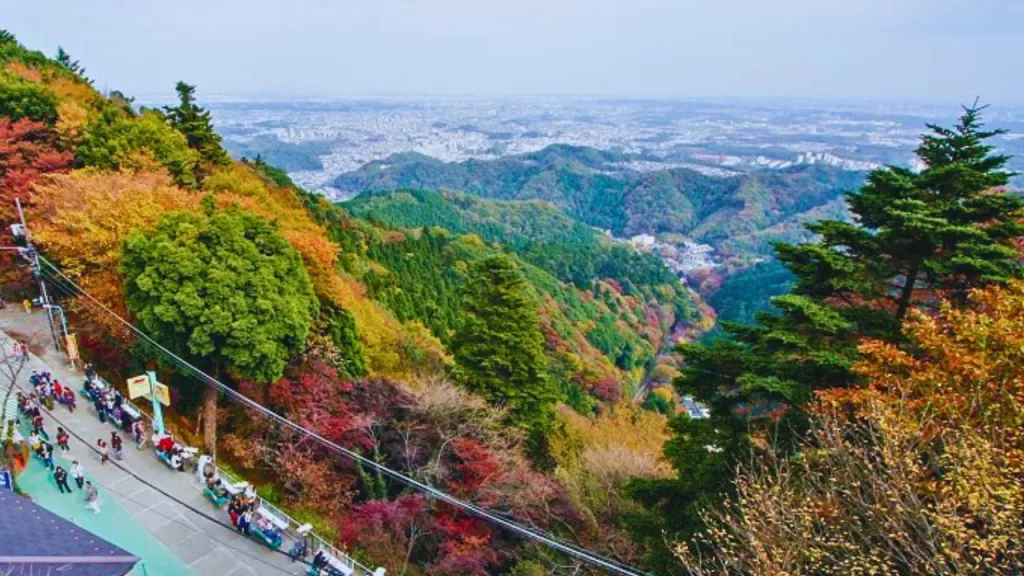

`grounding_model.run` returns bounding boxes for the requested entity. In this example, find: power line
[37,257,648,576]
[40,260,646,575]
